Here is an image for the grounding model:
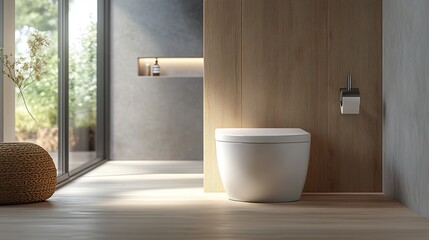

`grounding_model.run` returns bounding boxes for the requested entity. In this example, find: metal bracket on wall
[340,75,360,114]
